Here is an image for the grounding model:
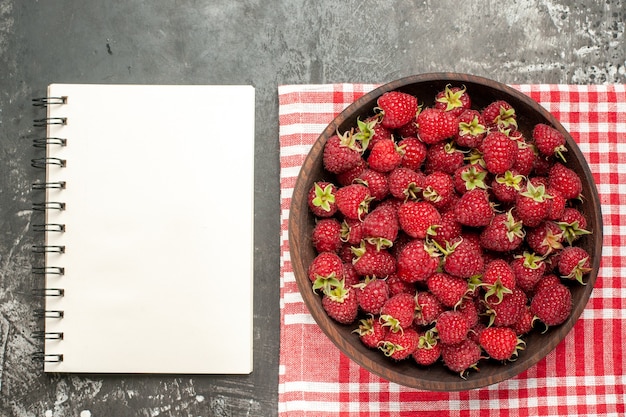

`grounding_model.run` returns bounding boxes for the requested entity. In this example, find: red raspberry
[397,200,441,239]
[323,131,363,174]
[422,171,455,209]
[530,282,572,327]
[417,107,458,144]
[532,123,567,160]
[380,292,417,332]
[356,169,390,201]
[479,326,524,361]
[558,246,592,284]
[388,167,424,200]
[427,272,468,308]
[379,327,419,361]
[368,138,403,173]
[481,131,518,175]
[548,162,583,200]
[396,239,440,283]
[454,188,494,227]
[355,277,390,315]
[354,316,388,349]
[335,183,372,220]
[377,91,419,129]
[321,283,358,324]
[412,330,441,366]
[414,291,445,327]
[398,137,428,170]
[311,218,342,253]
[436,310,470,345]
[425,140,465,175]
[441,339,481,376]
